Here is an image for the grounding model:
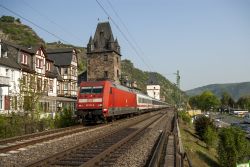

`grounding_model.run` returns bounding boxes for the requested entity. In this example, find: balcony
[0,76,10,87]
